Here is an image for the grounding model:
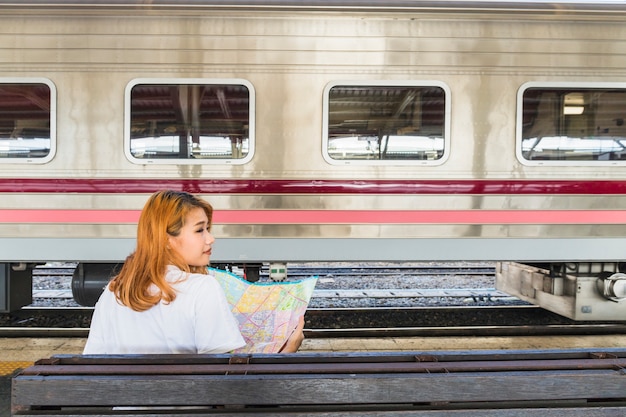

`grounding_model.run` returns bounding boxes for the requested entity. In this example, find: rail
[11,348,626,416]
[6,304,626,339]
